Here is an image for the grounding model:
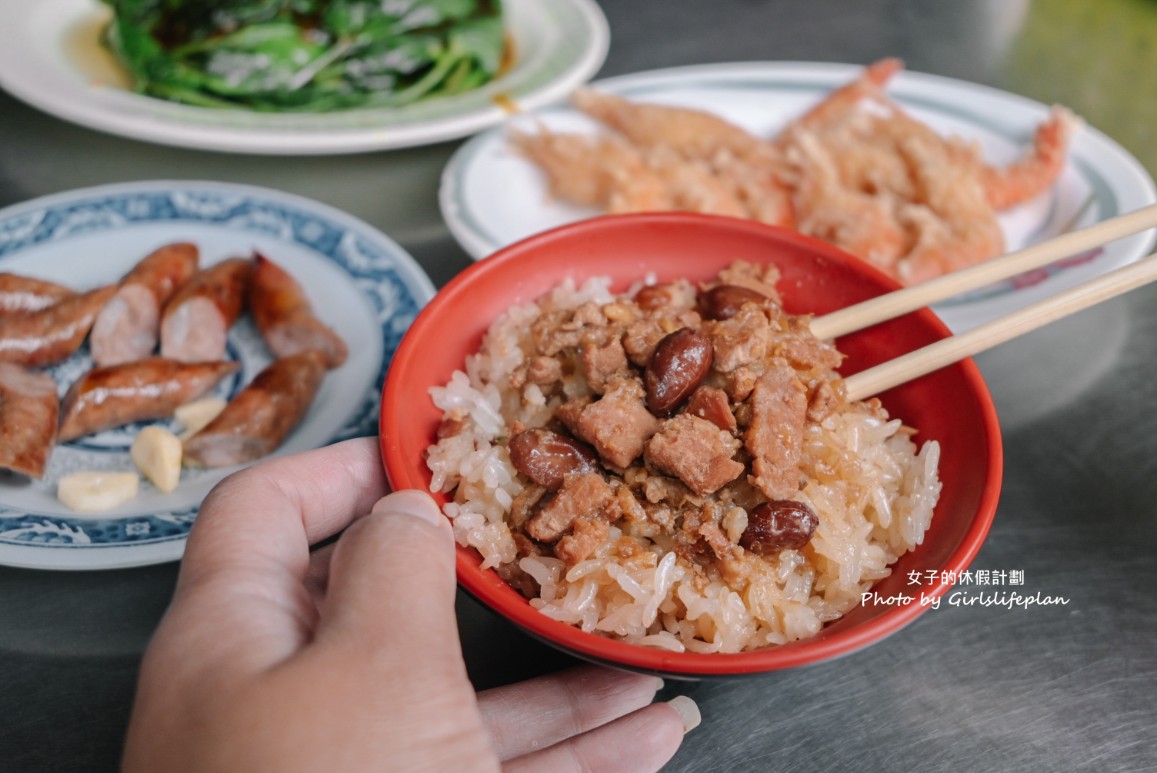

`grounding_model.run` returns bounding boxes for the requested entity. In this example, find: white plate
[0,181,435,570]
[0,0,609,155]
[440,62,1157,333]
